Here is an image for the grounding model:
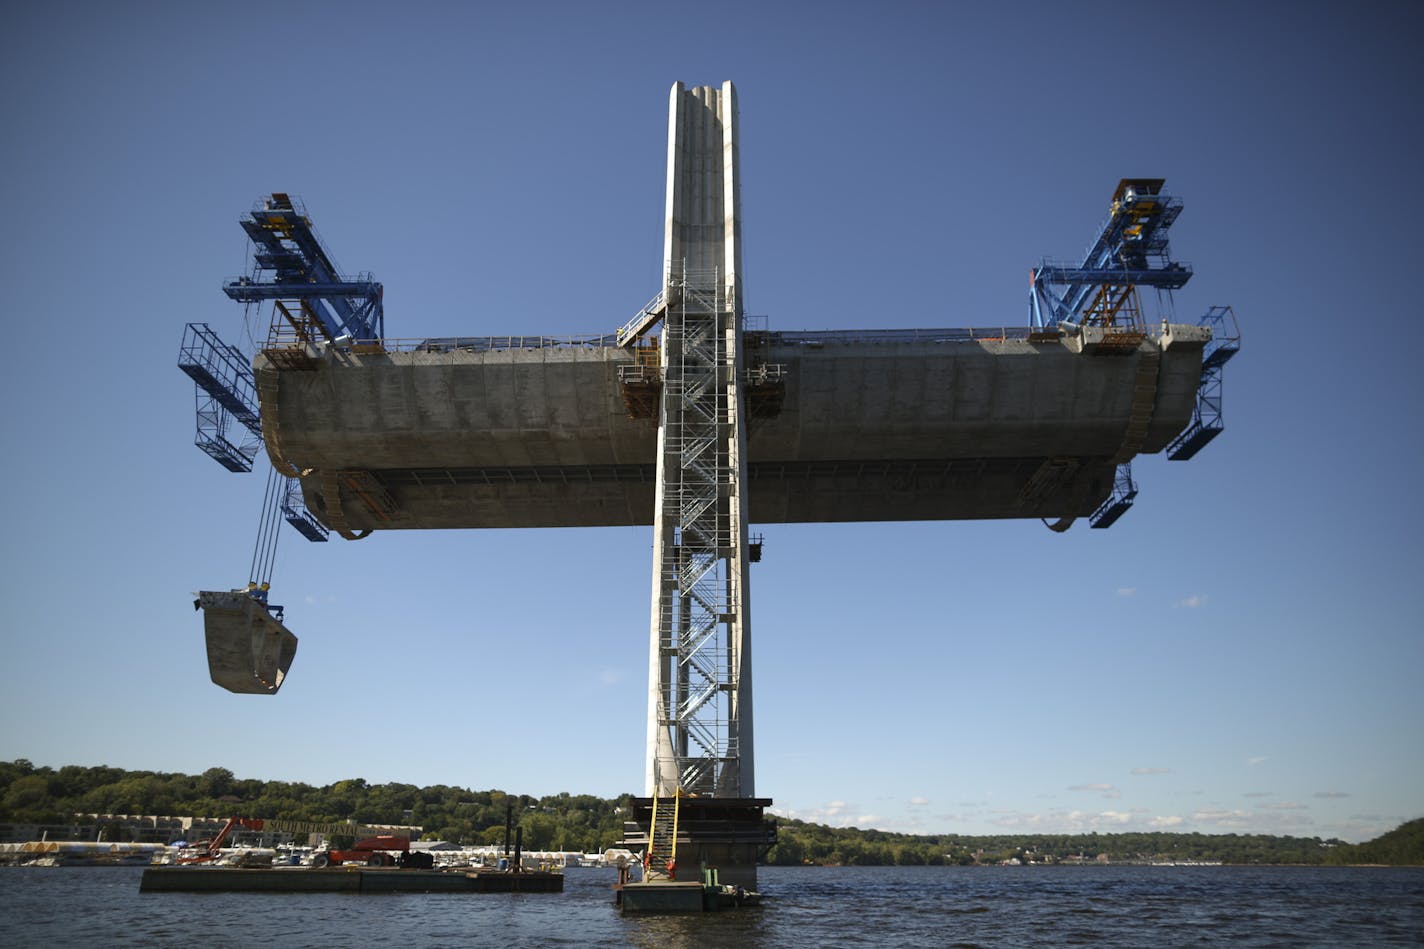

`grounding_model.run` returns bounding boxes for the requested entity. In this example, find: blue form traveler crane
[1027,179,1240,528]
[177,193,385,693]
[223,192,383,355]
[178,183,1238,689]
